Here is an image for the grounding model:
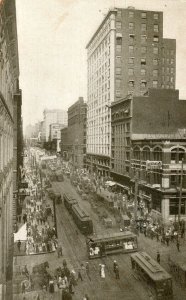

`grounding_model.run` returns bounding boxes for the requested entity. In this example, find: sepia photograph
[0,0,186,299]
